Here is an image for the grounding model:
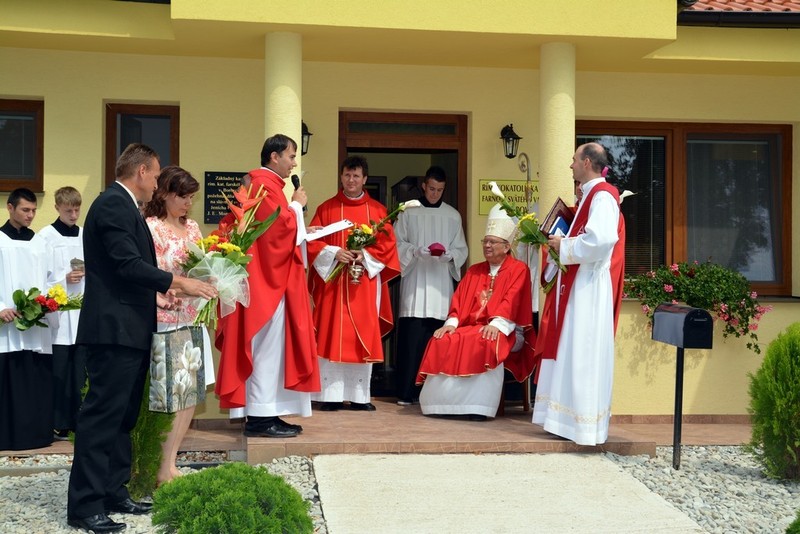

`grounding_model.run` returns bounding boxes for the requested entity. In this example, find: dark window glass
[349,122,456,136]
[0,99,43,192]
[686,136,782,284]
[577,134,667,275]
